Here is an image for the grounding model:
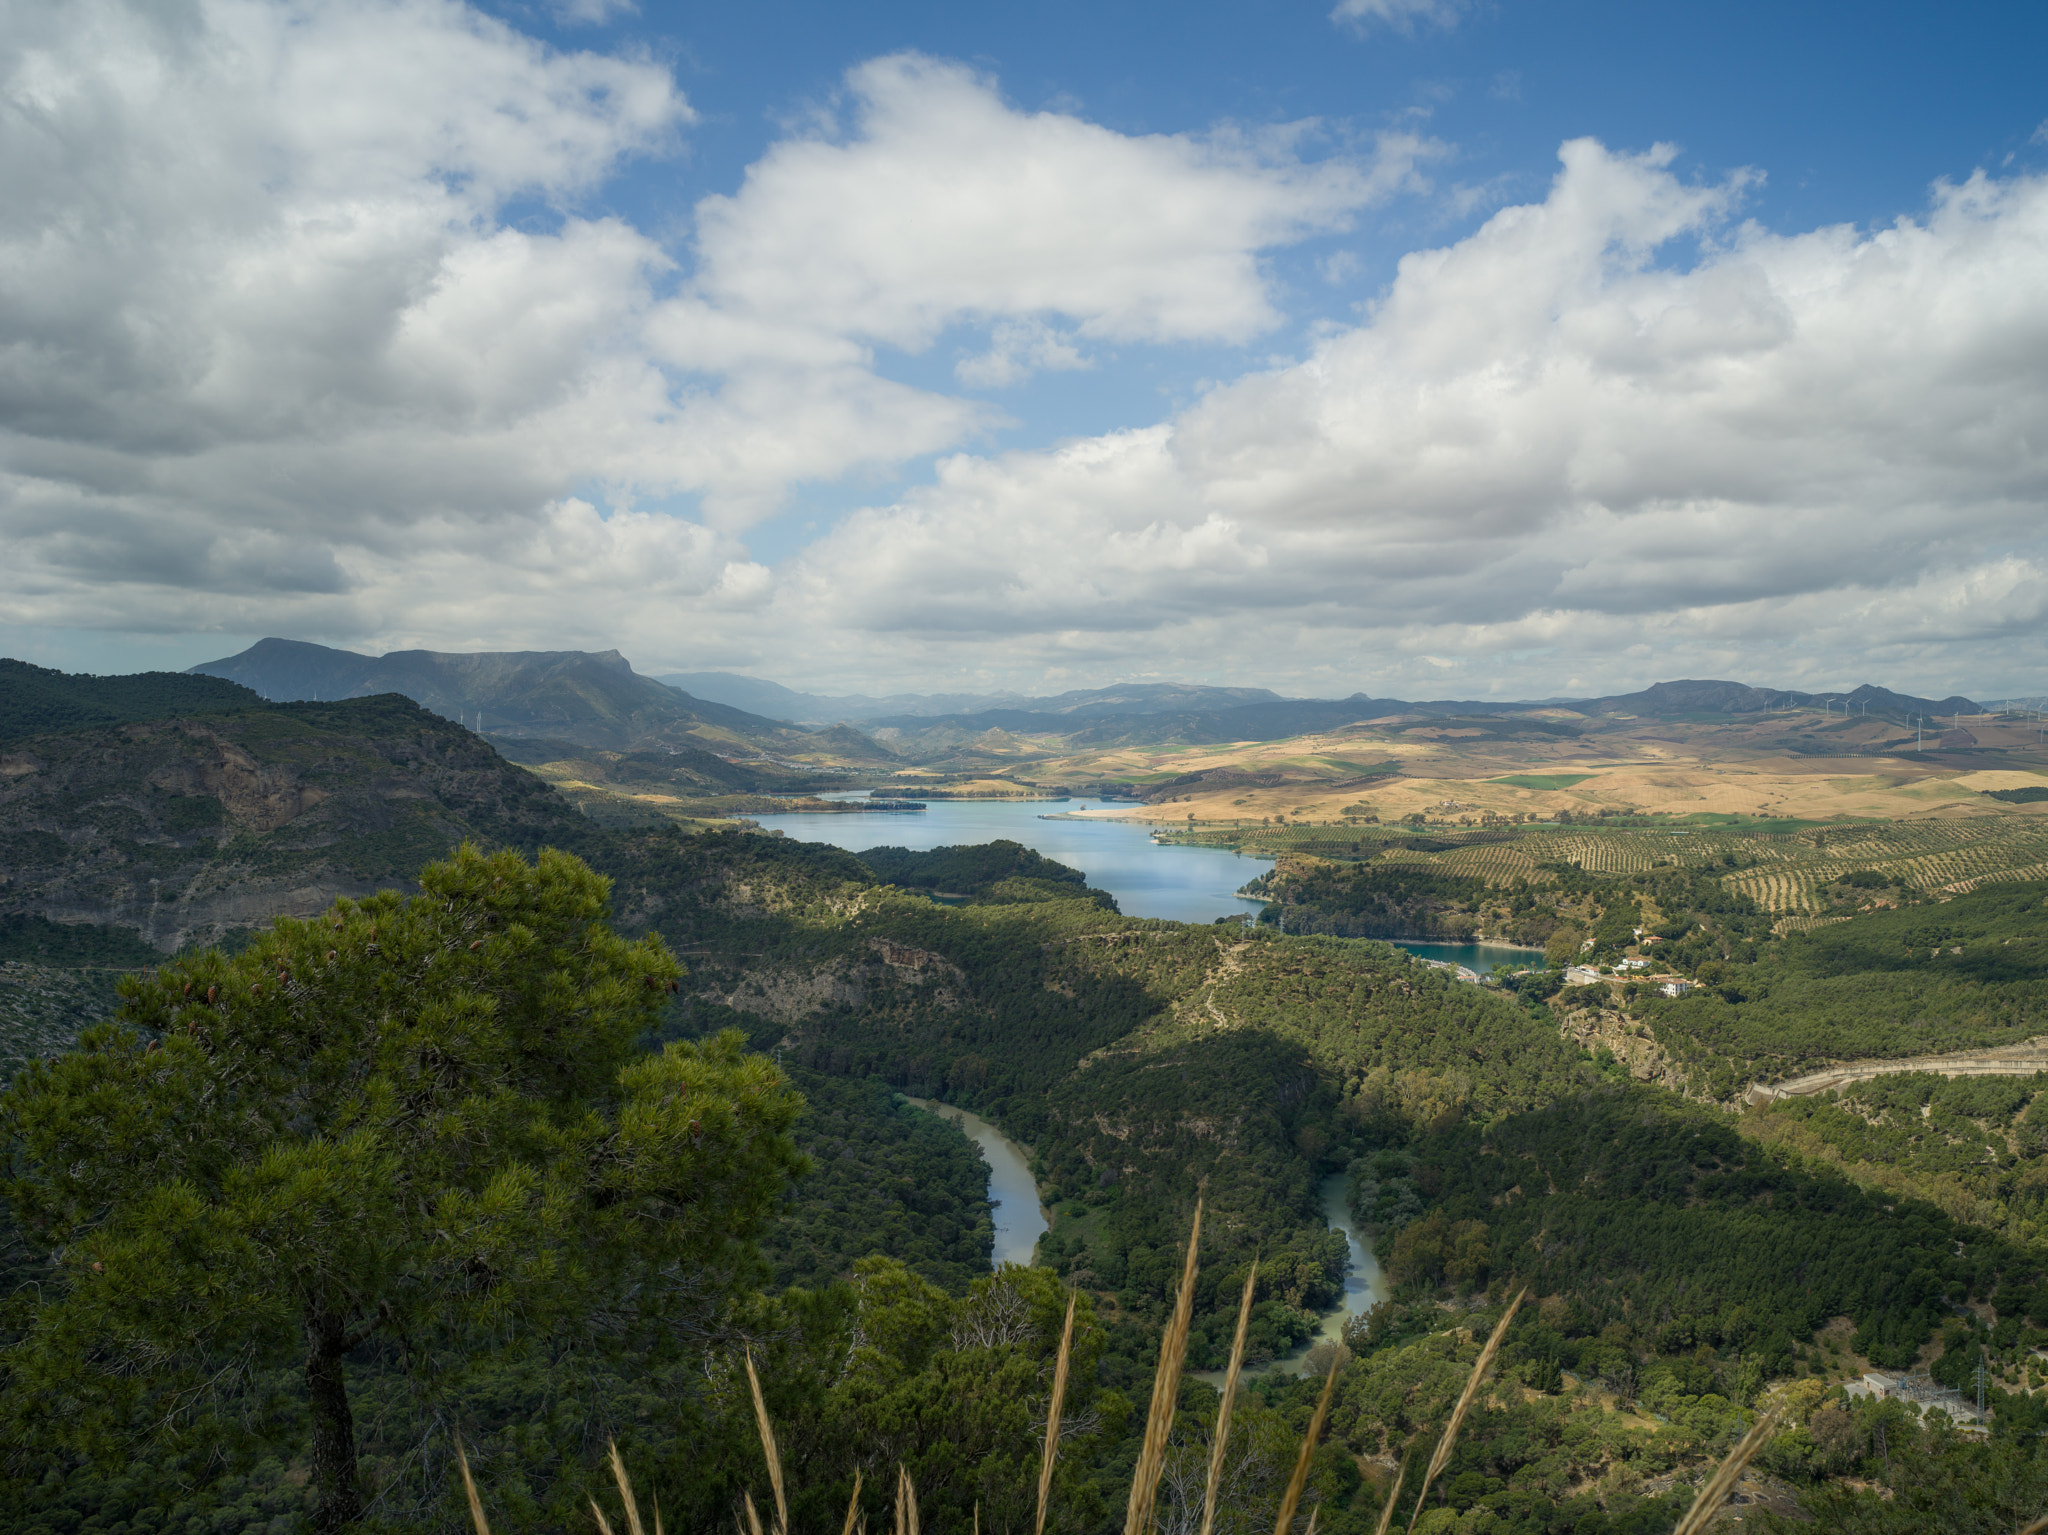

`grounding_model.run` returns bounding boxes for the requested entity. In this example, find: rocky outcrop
[1556,1003,1694,1094]
[707,938,967,1024]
